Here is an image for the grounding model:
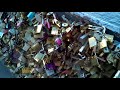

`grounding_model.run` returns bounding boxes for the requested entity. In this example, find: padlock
[79,42,88,53]
[99,52,105,57]
[16,19,23,27]
[107,53,114,64]
[46,37,54,45]
[62,23,68,28]
[51,26,59,35]
[36,24,42,33]
[2,46,8,53]
[94,32,102,41]
[90,56,99,66]
[103,47,110,53]
[74,22,82,28]
[30,43,42,52]
[45,18,51,29]
[18,55,26,63]
[114,44,120,52]
[78,32,90,45]
[80,25,89,31]
[89,68,97,75]
[84,66,92,72]
[27,12,36,21]
[47,12,53,16]
[2,34,10,44]
[52,19,61,27]
[61,27,66,33]
[71,28,78,36]
[34,52,46,62]
[30,68,36,74]
[99,38,107,49]
[73,46,80,55]
[45,69,55,76]
[30,37,36,44]
[63,32,73,44]
[114,70,120,78]
[105,34,114,43]
[0,32,4,38]
[78,53,86,60]
[88,37,97,48]
[68,43,74,52]
[34,32,44,39]
[48,47,54,54]
[54,60,61,67]
[22,43,30,51]
[102,69,116,78]
[84,57,91,64]
[0,12,3,19]
[35,14,42,22]
[45,62,56,70]
[66,27,71,33]
[24,31,32,41]
[55,37,62,46]
[89,74,99,78]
